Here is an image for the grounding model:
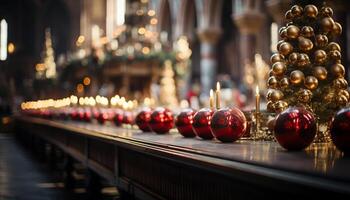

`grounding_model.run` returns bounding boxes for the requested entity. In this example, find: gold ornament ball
[267,89,284,102]
[298,89,312,103]
[333,78,348,89]
[332,22,342,36]
[268,76,279,89]
[304,76,318,90]
[276,40,285,51]
[304,5,318,18]
[268,69,275,77]
[266,101,275,112]
[327,42,341,52]
[328,50,341,62]
[274,100,289,113]
[270,53,285,64]
[290,70,305,85]
[315,34,328,47]
[298,37,313,52]
[296,53,310,68]
[288,52,299,65]
[320,6,333,17]
[285,10,294,21]
[331,63,345,78]
[279,28,288,39]
[339,90,350,100]
[301,26,314,38]
[323,92,334,103]
[312,66,327,80]
[267,118,276,131]
[272,62,286,76]
[321,17,335,32]
[291,5,303,18]
[336,95,348,106]
[286,25,300,39]
[279,77,290,89]
[314,50,327,65]
[279,42,294,56]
